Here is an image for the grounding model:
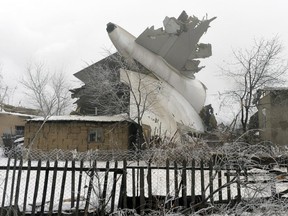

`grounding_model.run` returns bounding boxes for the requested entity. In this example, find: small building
[0,111,35,145]
[256,88,288,146]
[24,114,137,151]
